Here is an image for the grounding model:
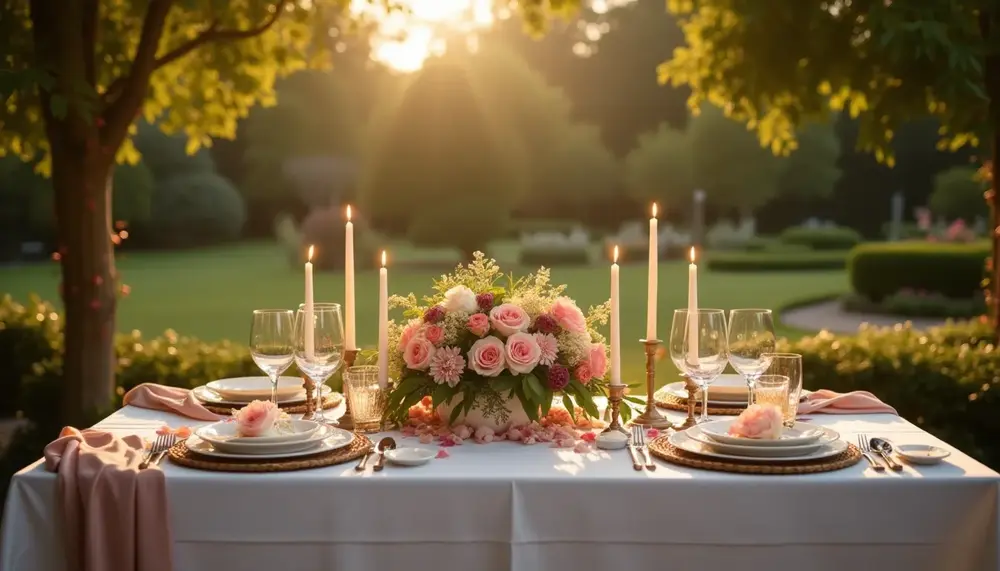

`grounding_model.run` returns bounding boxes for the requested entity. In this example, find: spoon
[870,437,904,471]
[373,437,397,472]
